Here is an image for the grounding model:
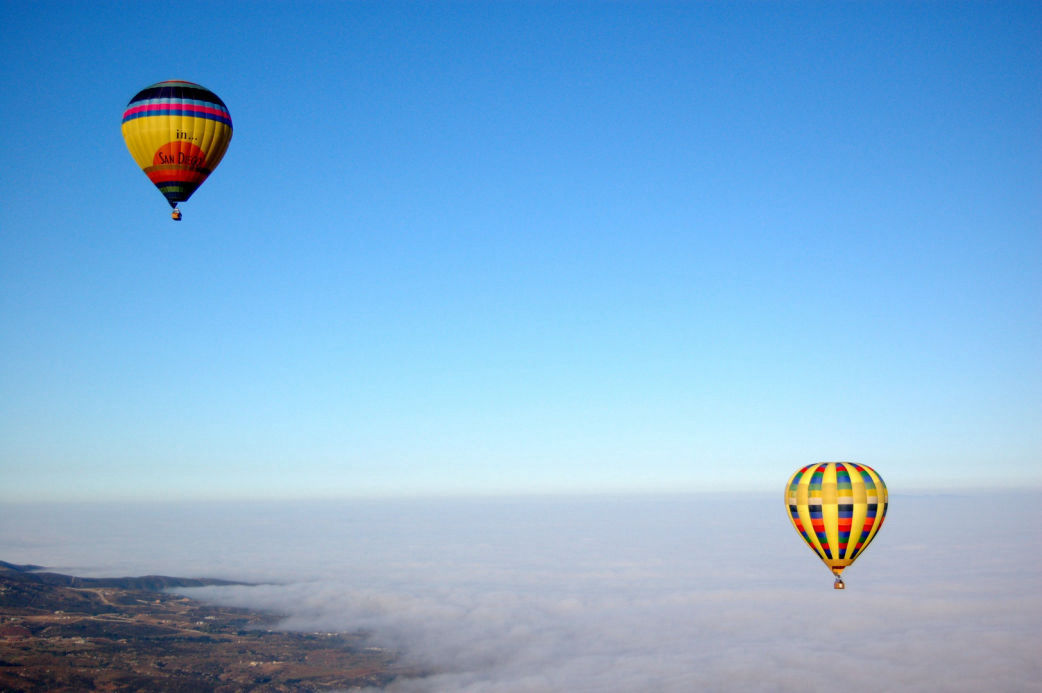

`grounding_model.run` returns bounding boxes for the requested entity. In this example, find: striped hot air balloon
[785,462,888,589]
[121,80,232,220]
